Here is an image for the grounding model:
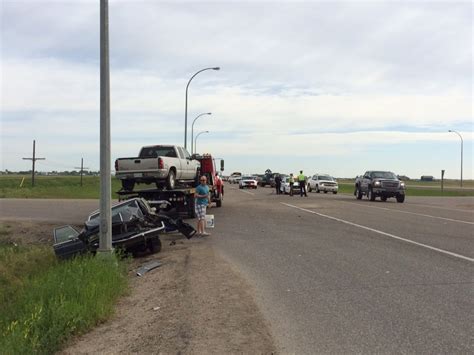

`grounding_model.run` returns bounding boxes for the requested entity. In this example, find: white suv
[308,174,338,194]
